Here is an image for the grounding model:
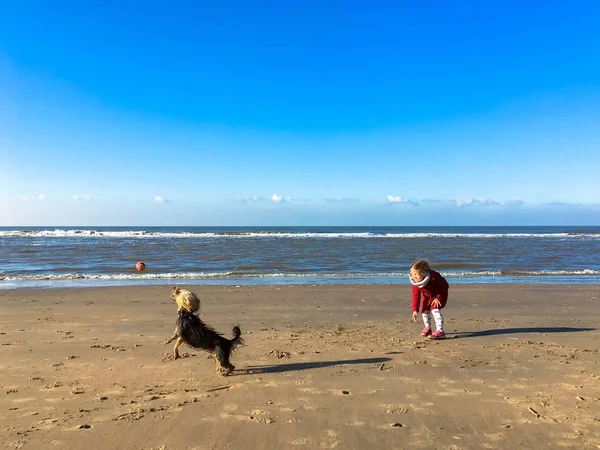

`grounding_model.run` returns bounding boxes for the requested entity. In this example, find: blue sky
[1,0,599,226]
